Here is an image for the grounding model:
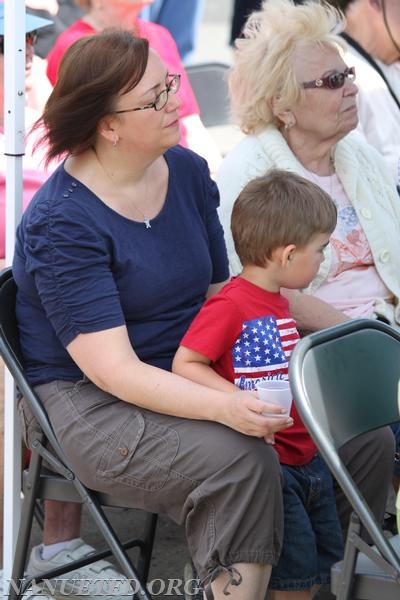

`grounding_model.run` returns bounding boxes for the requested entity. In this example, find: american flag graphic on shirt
[233,315,299,390]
